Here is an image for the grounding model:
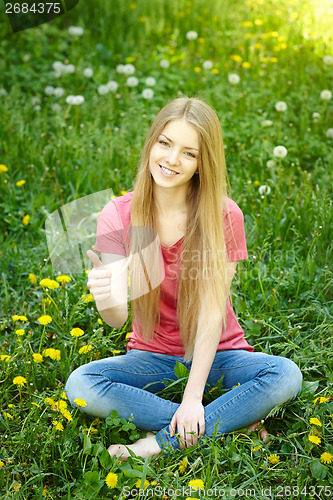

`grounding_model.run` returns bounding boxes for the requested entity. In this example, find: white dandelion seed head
[52,61,65,72]
[97,85,109,96]
[203,60,214,70]
[0,88,8,96]
[106,81,119,92]
[275,101,288,112]
[23,54,30,62]
[142,88,154,99]
[116,64,126,74]
[52,103,61,112]
[31,97,41,105]
[273,145,288,158]
[326,128,333,138]
[266,160,276,168]
[34,105,41,111]
[320,89,332,100]
[68,26,84,36]
[63,64,76,74]
[186,30,198,40]
[72,95,84,105]
[126,76,139,87]
[261,120,273,127]
[83,68,93,78]
[66,95,75,105]
[123,64,136,75]
[228,73,240,84]
[145,77,156,86]
[159,59,170,69]
[54,87,65,98]
[44,86,55,96]
[323,55,333,65]
[312,112,320,119]
[258,184,271,195]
